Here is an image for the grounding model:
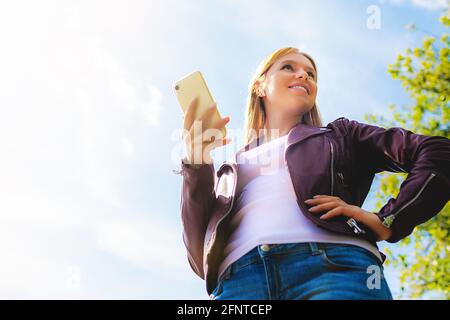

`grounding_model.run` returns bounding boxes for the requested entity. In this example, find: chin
[289,95,312,106]
[283,105,310,116]
[291,101,313,111]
